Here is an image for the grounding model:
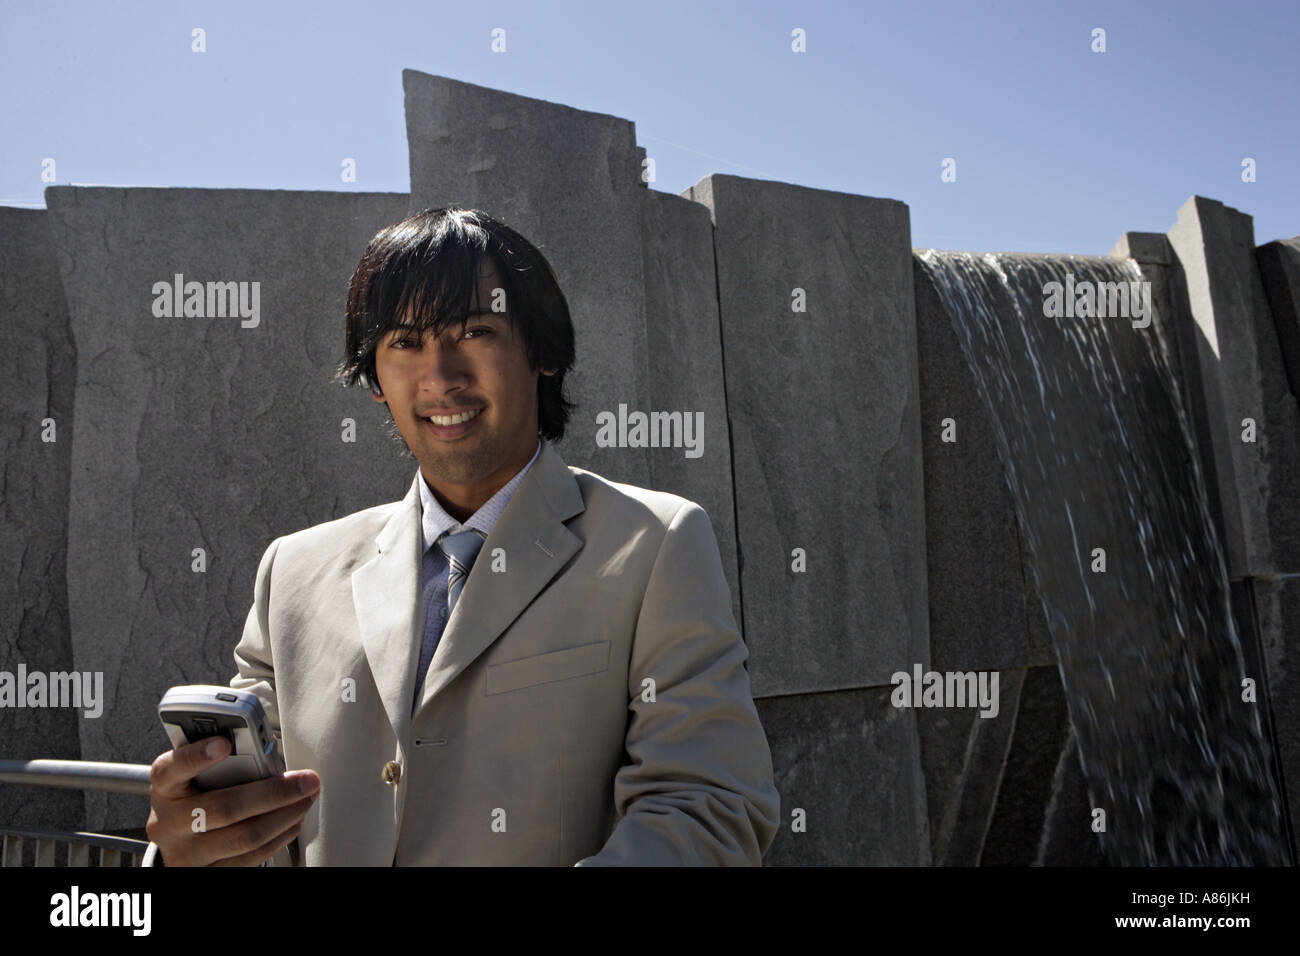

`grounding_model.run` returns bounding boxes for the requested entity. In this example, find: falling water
[917,250,1289,865]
